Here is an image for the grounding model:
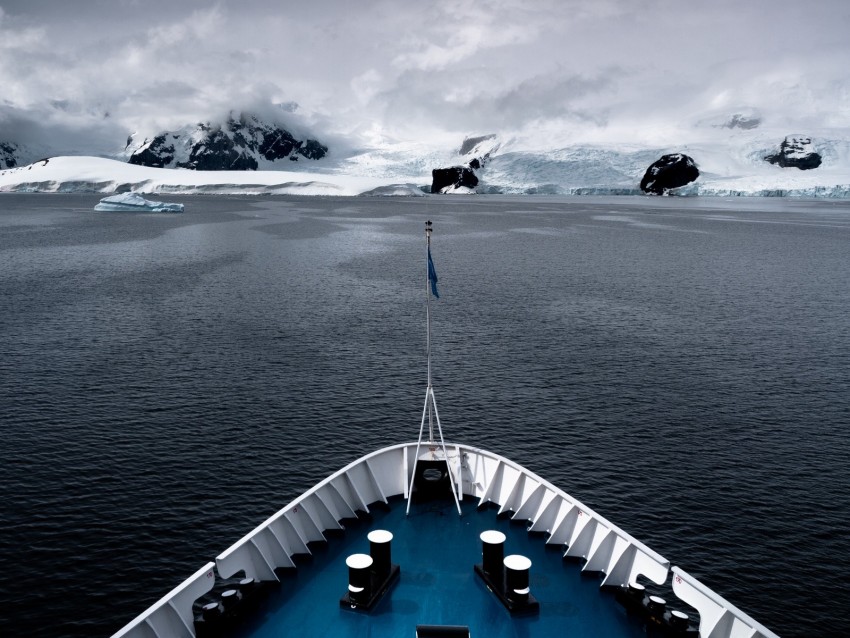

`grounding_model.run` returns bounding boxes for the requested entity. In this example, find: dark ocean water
[1,193,848,638]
